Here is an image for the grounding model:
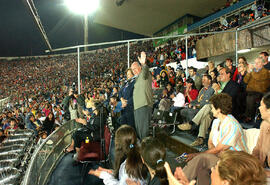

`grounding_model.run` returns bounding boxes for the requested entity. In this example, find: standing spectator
[236,63,248,116]
[225,58,236,80]
[131,52,153,140]
[188,67,202,90]
[238,12,249,26]
[244,57,270,122]
[260,51,270,70]
[119,69,136,129]
[252,0,264,19]
[62,89,79,121]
